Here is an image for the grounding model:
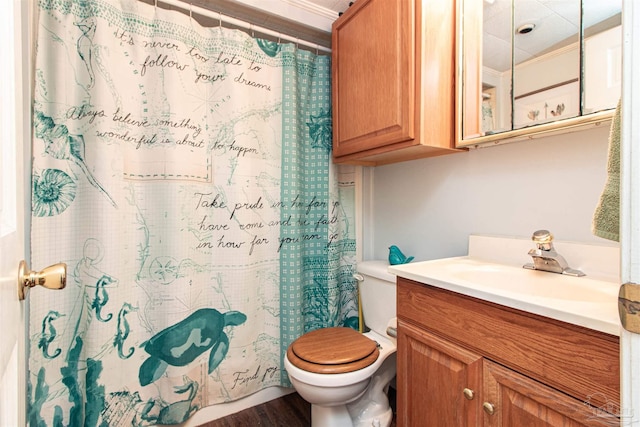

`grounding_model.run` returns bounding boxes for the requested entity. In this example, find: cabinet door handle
[482,402,496,415]
[462,388,475,400]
